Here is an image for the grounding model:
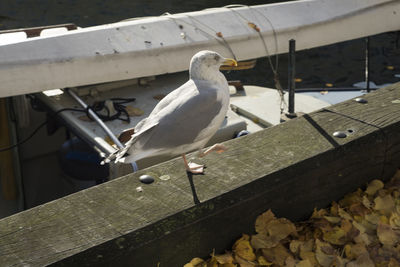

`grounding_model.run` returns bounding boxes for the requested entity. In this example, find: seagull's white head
[189,50,237,84]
